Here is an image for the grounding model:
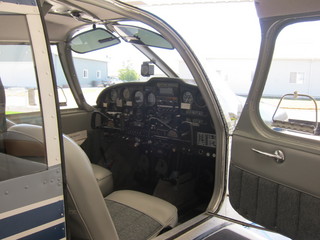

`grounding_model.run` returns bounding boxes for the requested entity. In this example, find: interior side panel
[231,135,320,198]
[59,109,92,134]
[60,109,101,162]
[229,164,320,240]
